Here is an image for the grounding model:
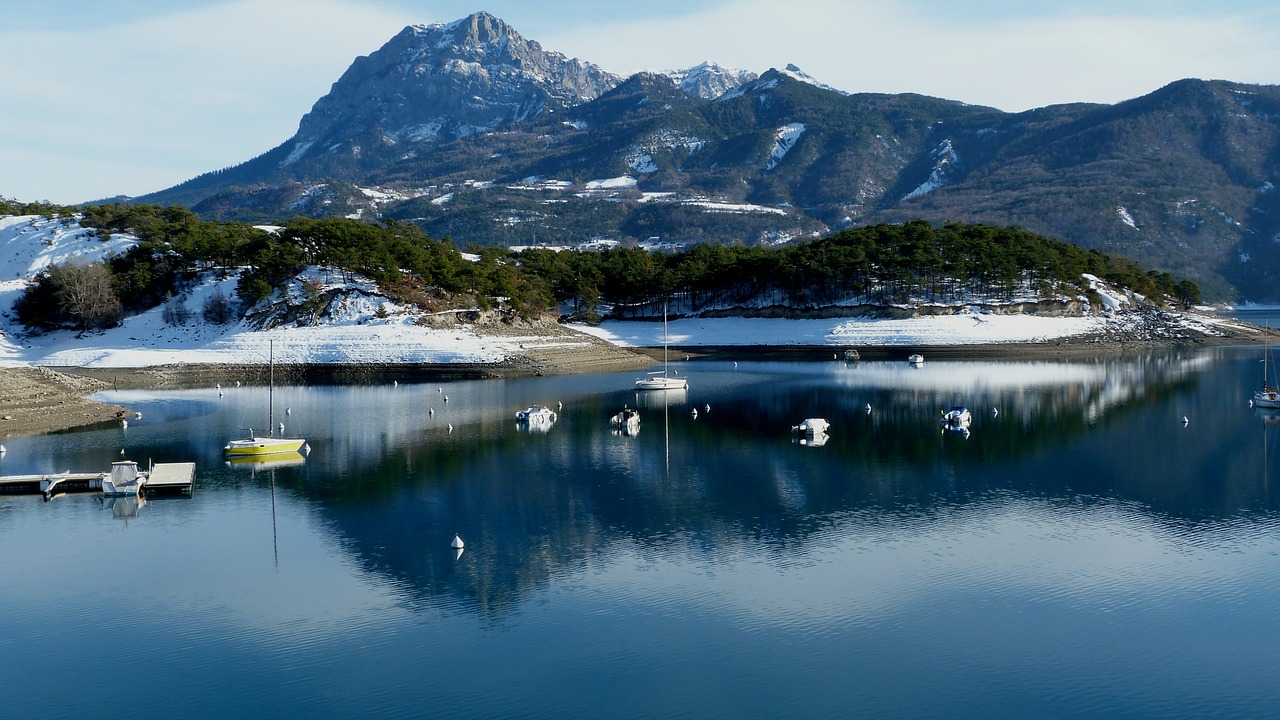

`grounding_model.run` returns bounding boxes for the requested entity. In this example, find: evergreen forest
[0,199,1200,333]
